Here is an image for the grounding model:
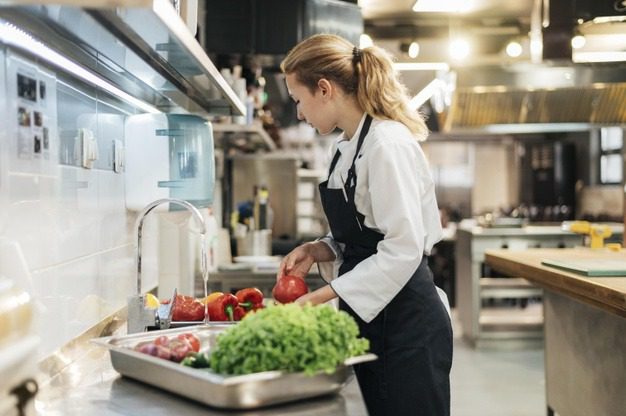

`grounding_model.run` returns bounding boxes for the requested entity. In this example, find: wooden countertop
[485,248,626,318]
